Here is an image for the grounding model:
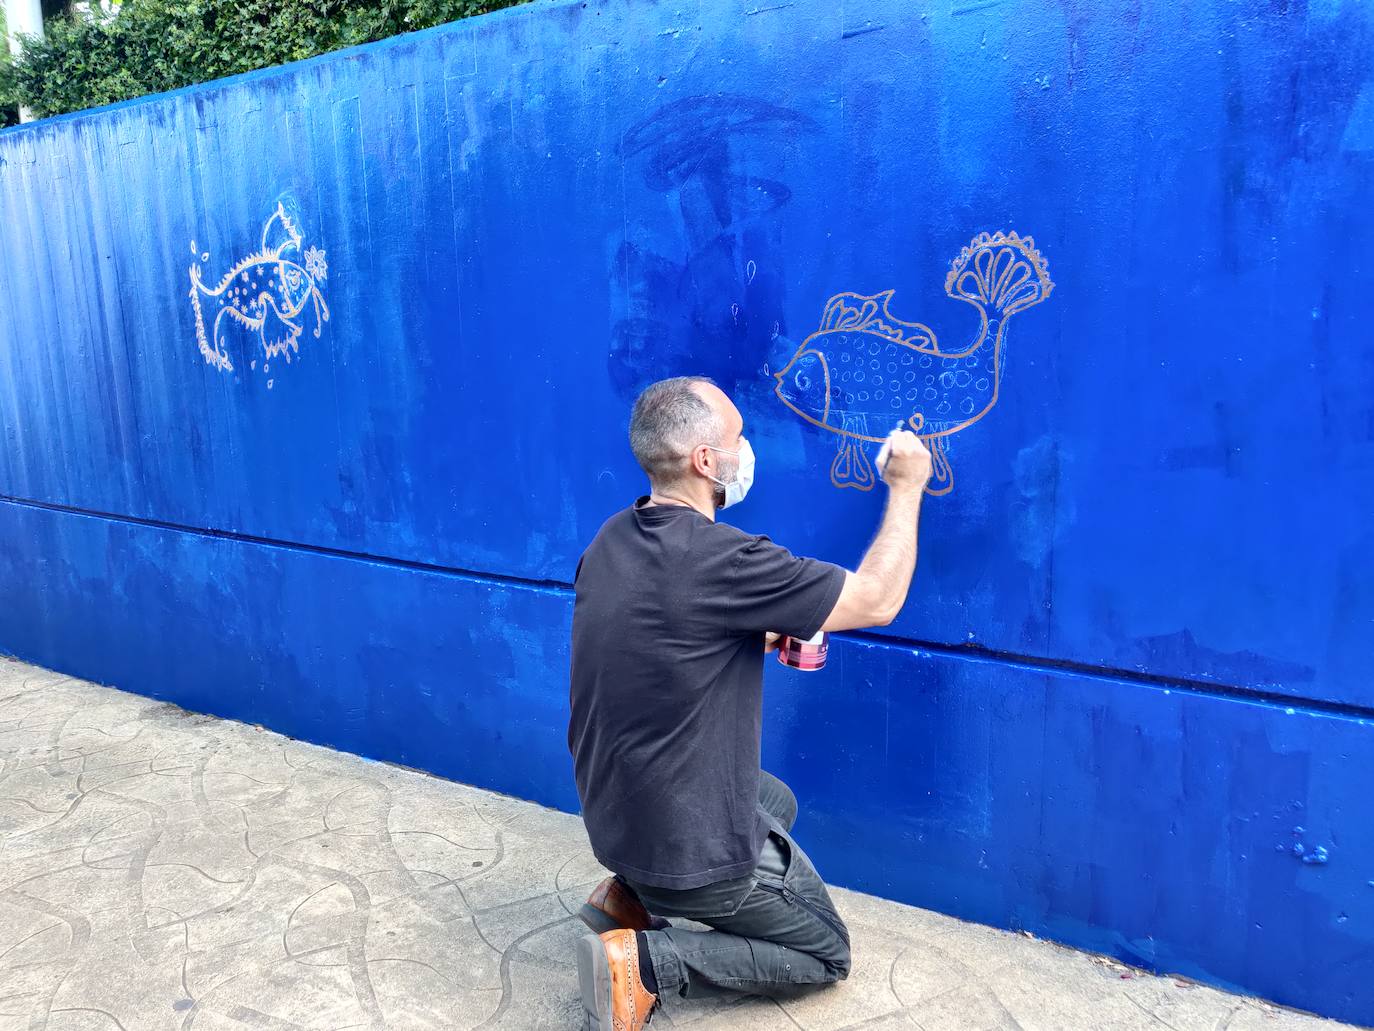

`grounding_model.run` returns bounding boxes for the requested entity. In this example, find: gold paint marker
[874,422,907,478]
